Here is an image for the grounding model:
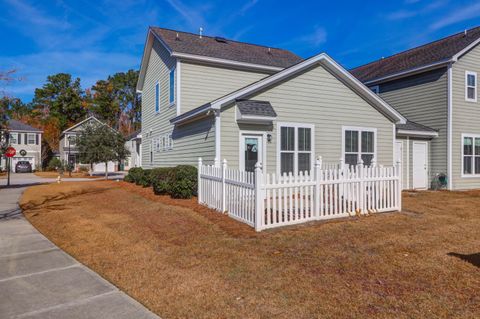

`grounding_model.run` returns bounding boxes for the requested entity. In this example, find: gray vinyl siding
[451,44,480,189]
[220,64,395,173]
[180,62,271,113]
[141,39,216,168]
[379,68,448,186]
